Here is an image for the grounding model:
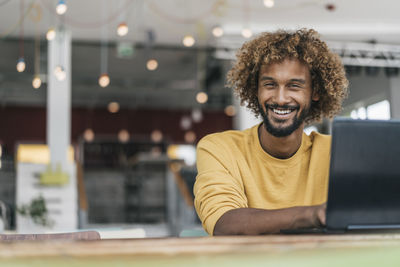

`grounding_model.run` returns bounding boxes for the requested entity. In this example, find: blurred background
[0,0,399,238]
